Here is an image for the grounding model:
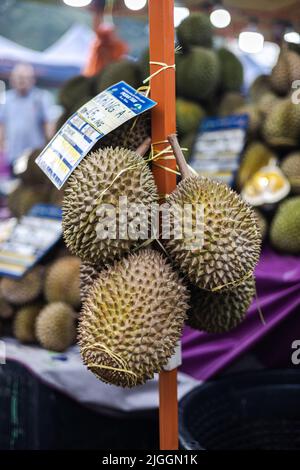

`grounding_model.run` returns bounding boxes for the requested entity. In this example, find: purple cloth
[180,246,300,381]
